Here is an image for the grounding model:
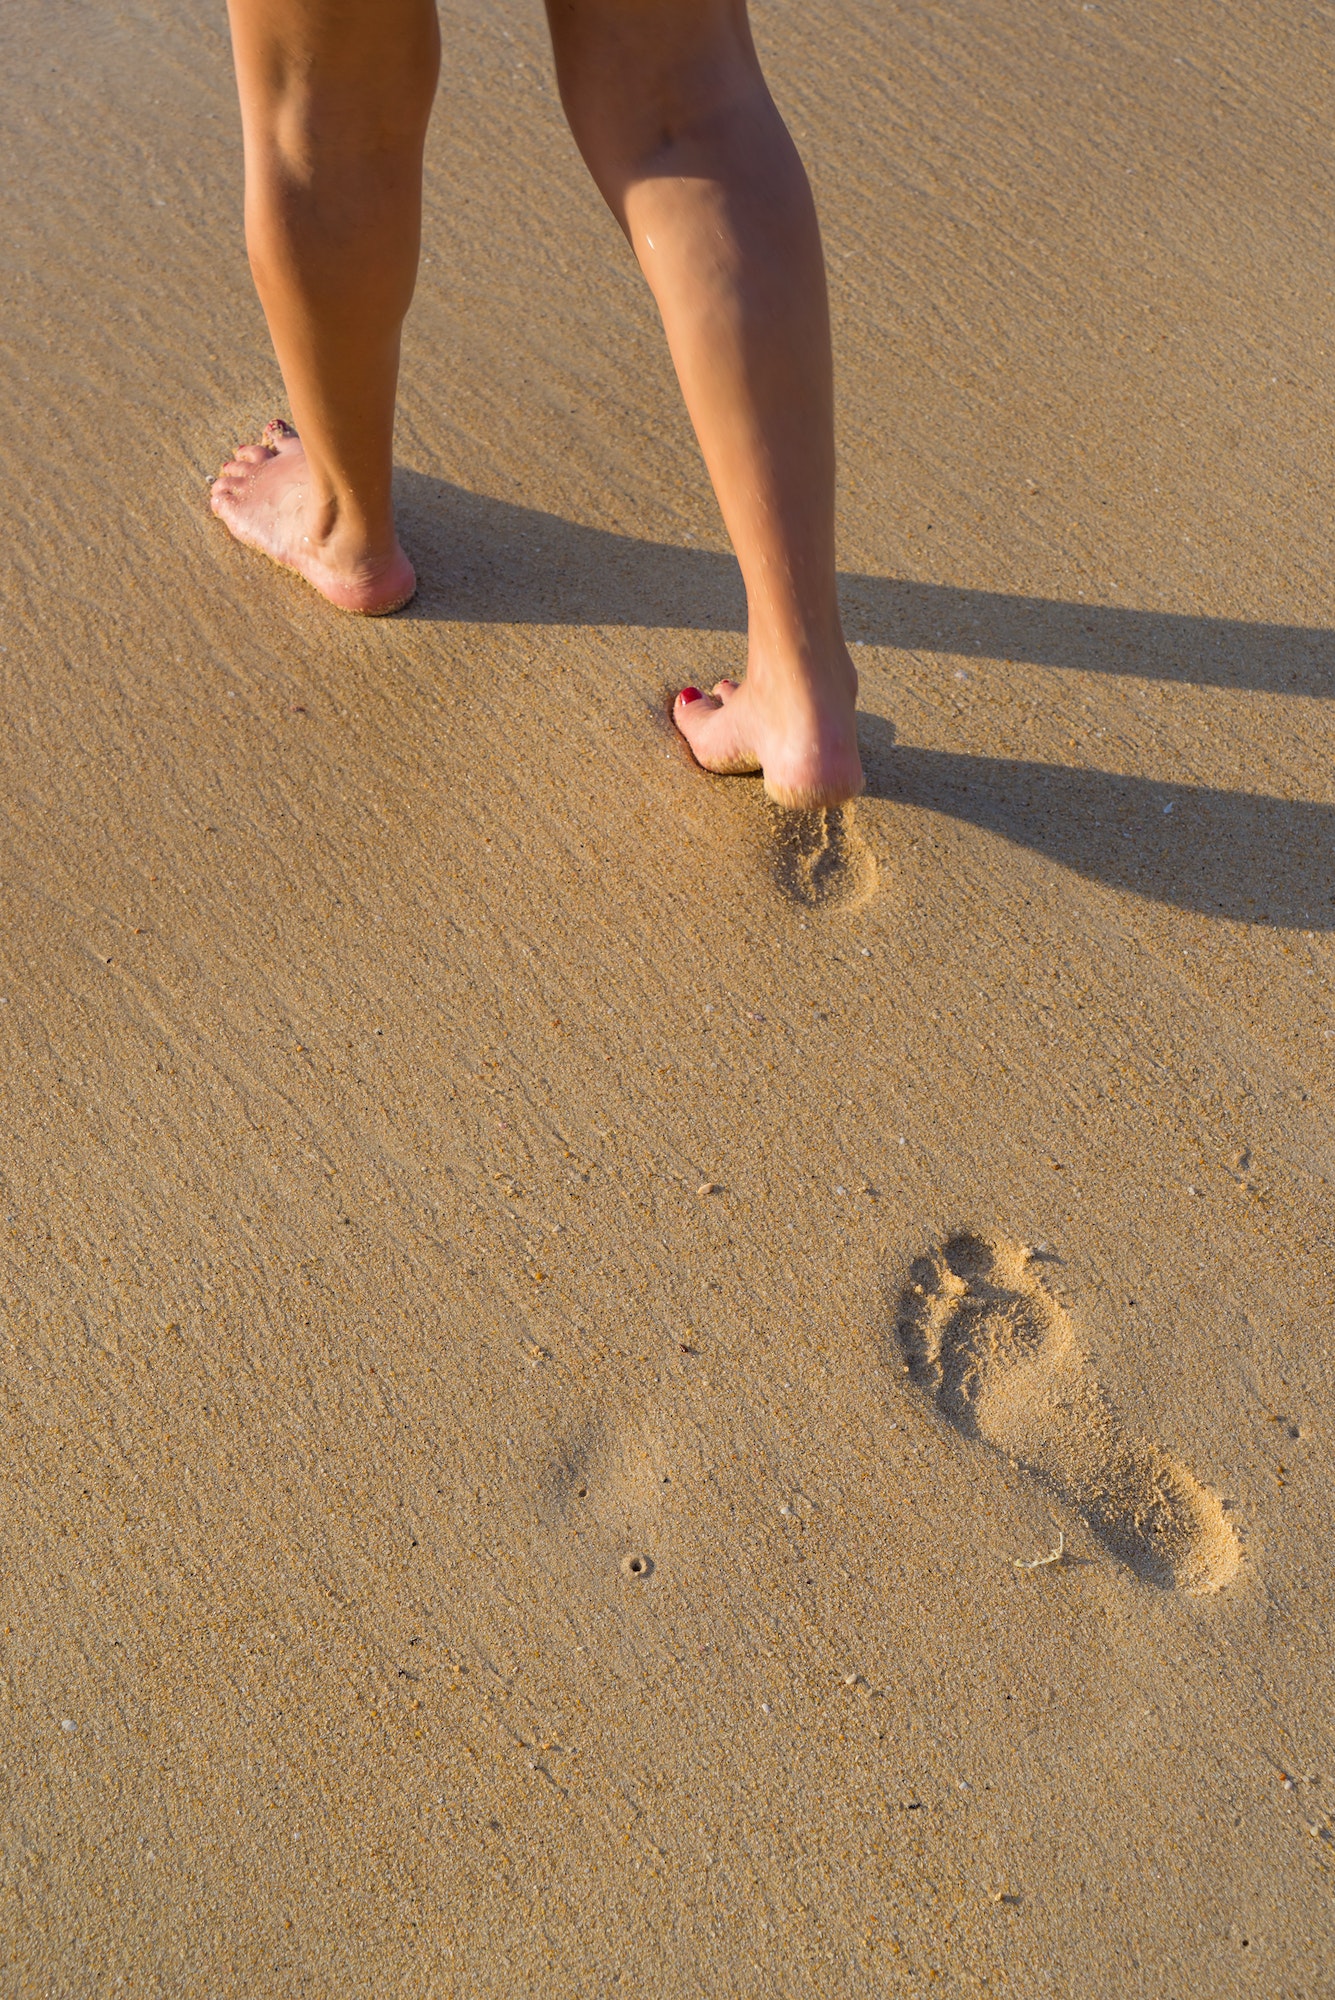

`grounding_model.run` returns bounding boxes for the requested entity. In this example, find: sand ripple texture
[2,0,1334,1993]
